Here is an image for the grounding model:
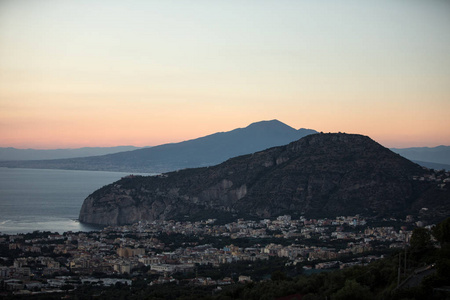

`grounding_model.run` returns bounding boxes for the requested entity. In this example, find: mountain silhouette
[0,120,316,173]
[79,133,450,226]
